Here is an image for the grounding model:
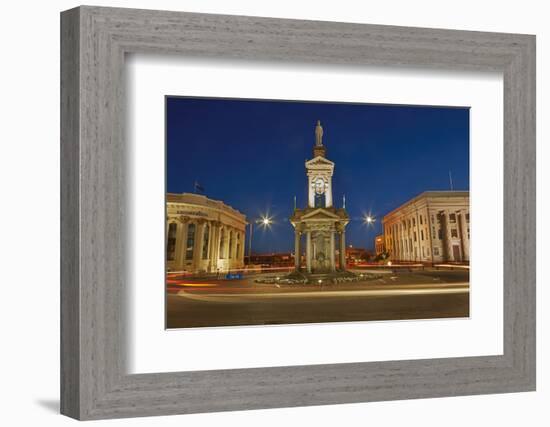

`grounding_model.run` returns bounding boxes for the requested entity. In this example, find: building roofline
[382,190,469,220]
[166,192,247,221]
